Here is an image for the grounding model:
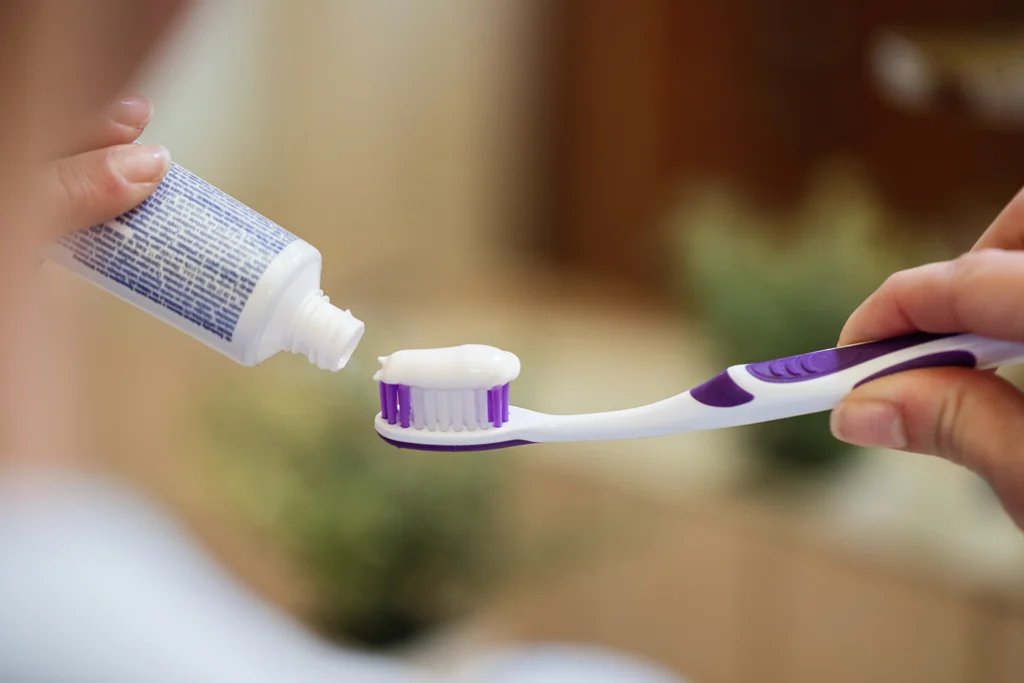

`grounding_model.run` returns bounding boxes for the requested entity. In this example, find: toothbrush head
[373,345,536,452]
